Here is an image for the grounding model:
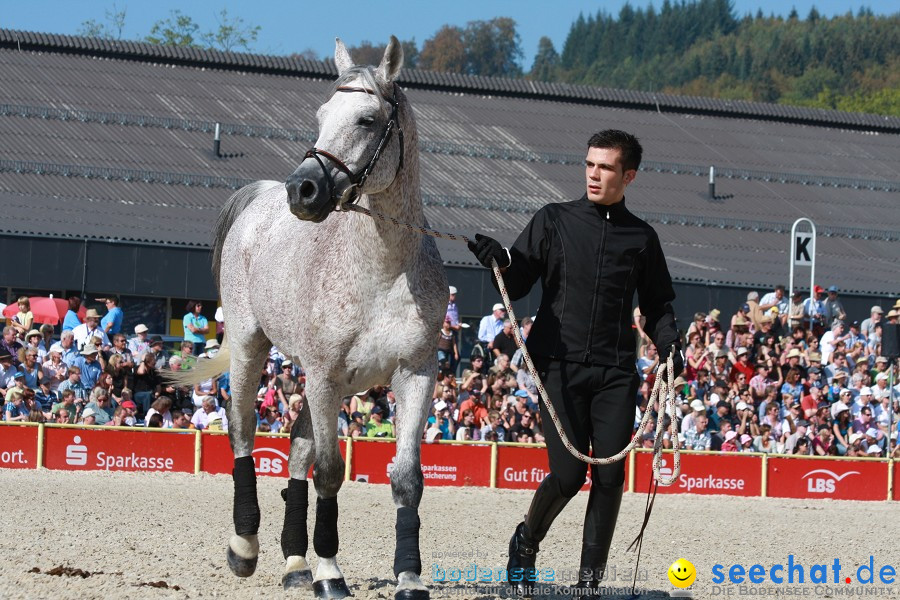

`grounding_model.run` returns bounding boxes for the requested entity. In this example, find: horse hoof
[313,578,352,599]
[226,545,258,577]
[395,589,430,600]
[282,569,314,590]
